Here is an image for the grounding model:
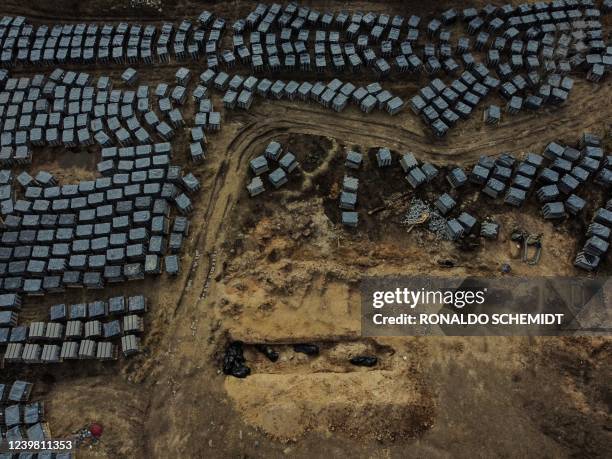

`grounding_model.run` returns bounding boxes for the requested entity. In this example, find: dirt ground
[1,0,611,458]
